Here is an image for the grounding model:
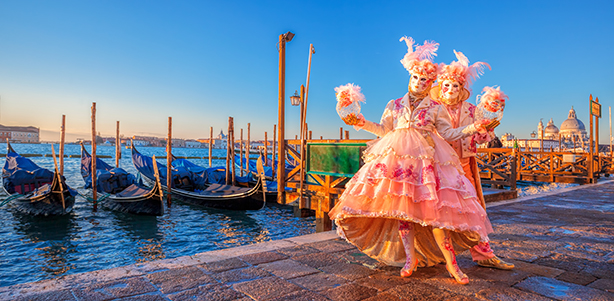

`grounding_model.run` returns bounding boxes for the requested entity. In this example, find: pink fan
[475,86,508,122]
[335,83,365,122]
